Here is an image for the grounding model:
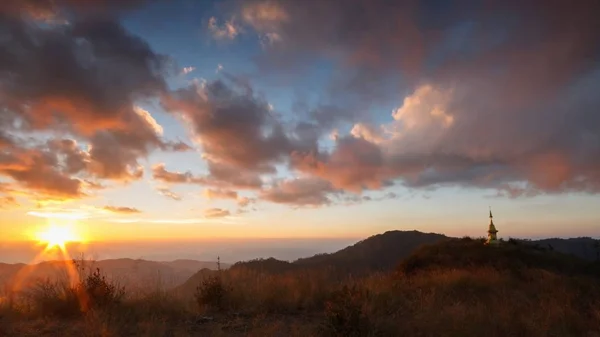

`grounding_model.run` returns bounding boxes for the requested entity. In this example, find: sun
[35,224,80,250]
